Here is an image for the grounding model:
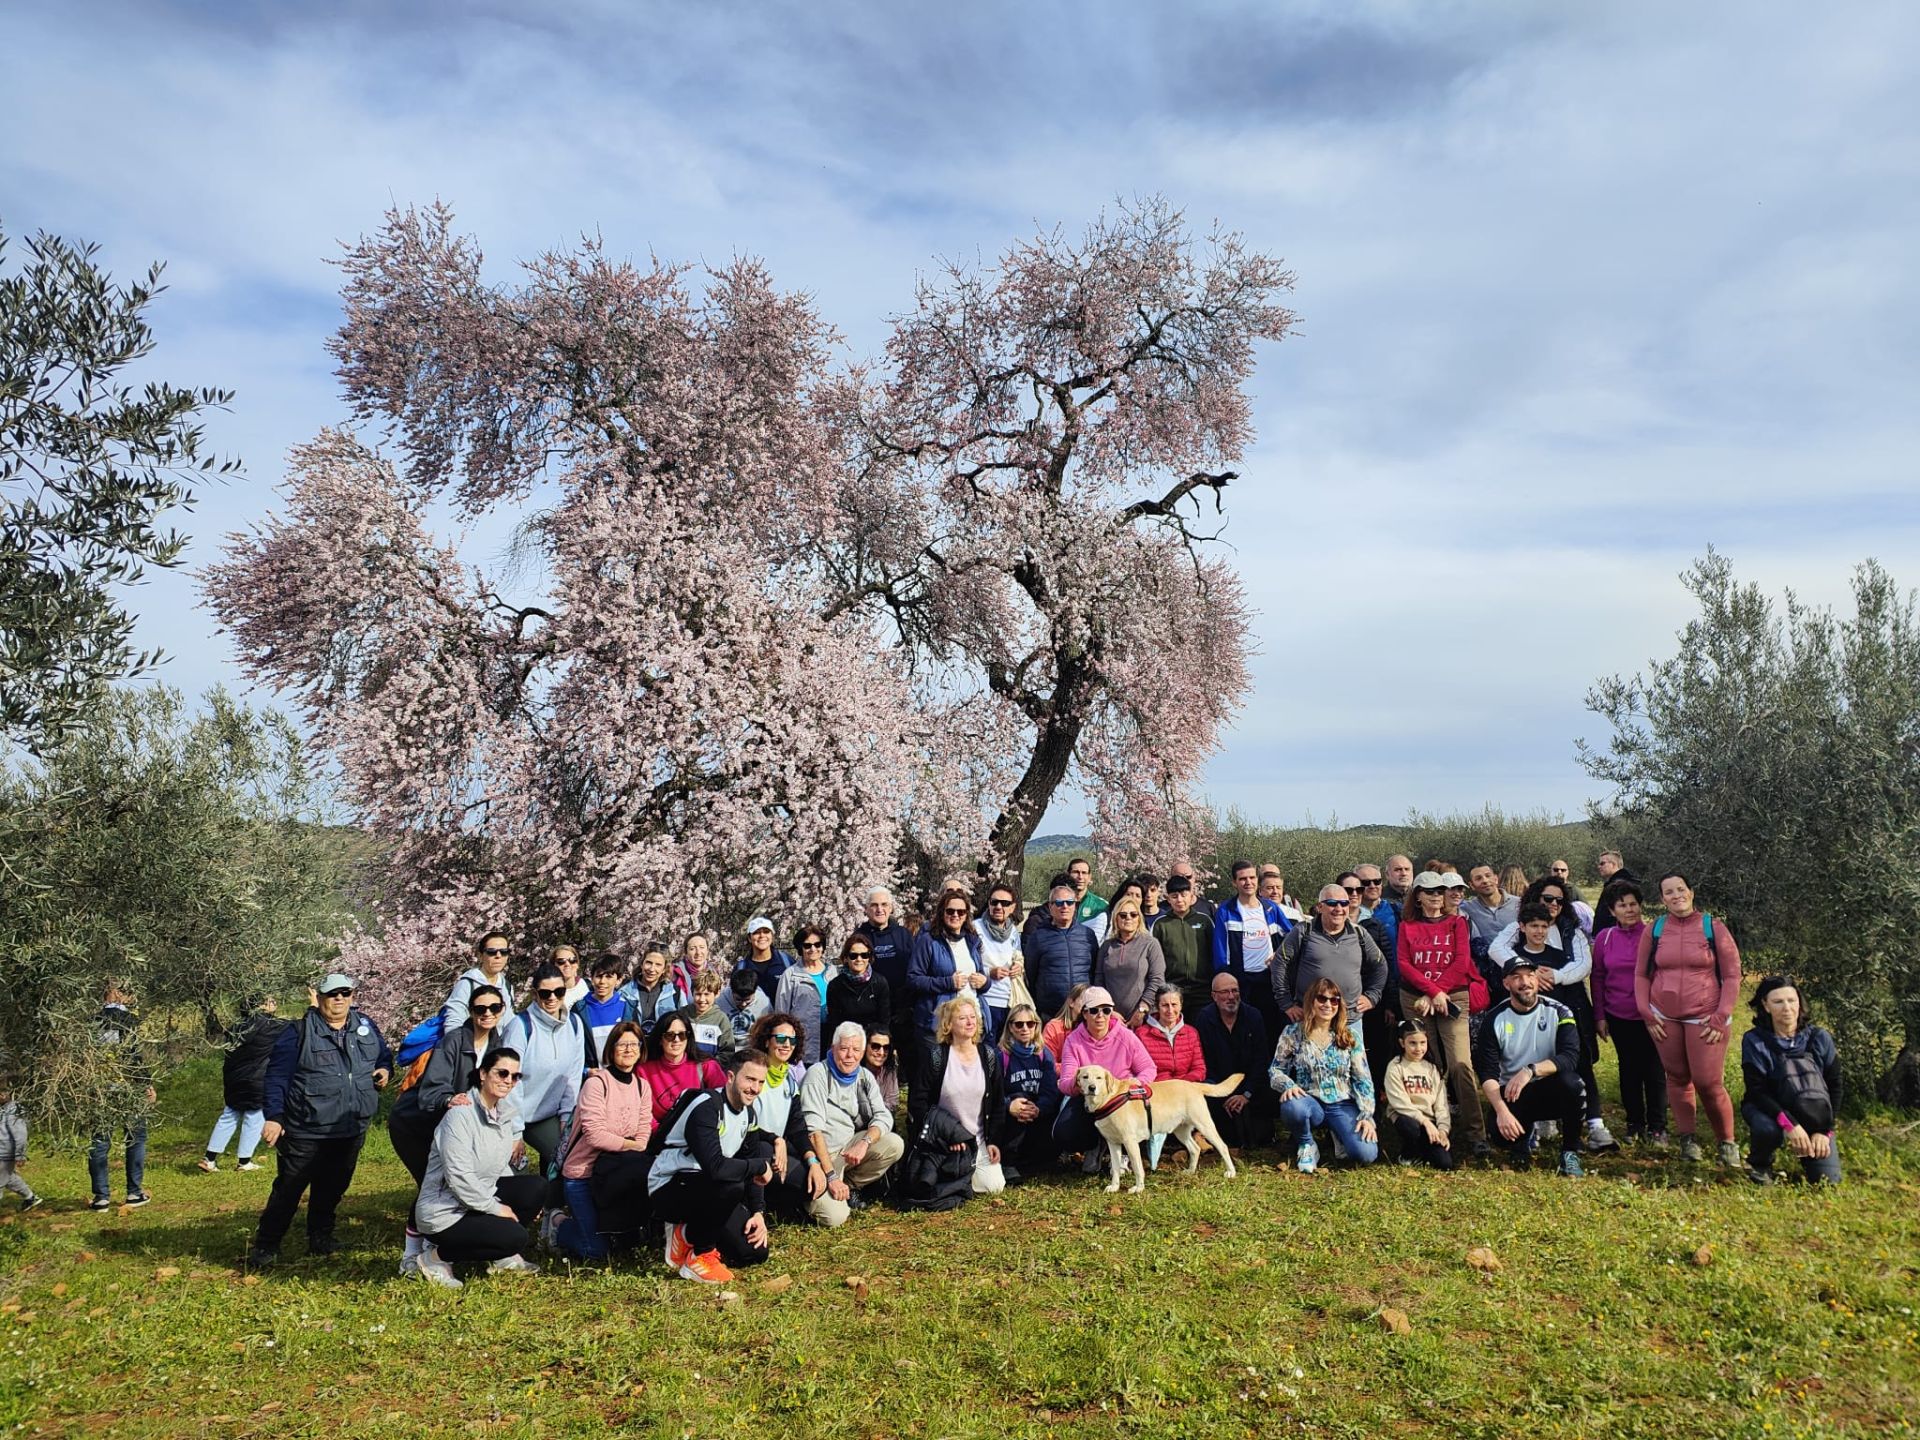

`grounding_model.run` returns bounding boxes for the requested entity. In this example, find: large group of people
[46,850,1836,1290]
